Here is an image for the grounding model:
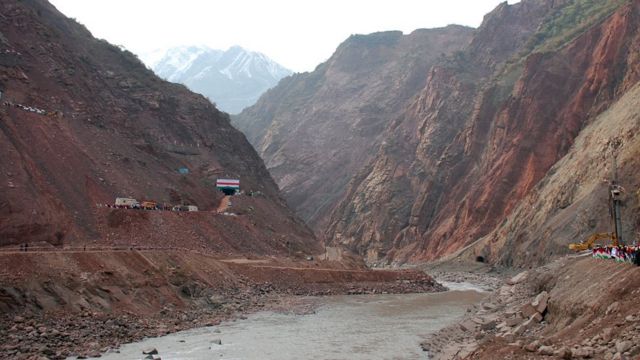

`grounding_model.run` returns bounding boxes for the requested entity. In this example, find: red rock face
[0,0,319,254]
[233,26,474,232]
[326,0,640,264]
